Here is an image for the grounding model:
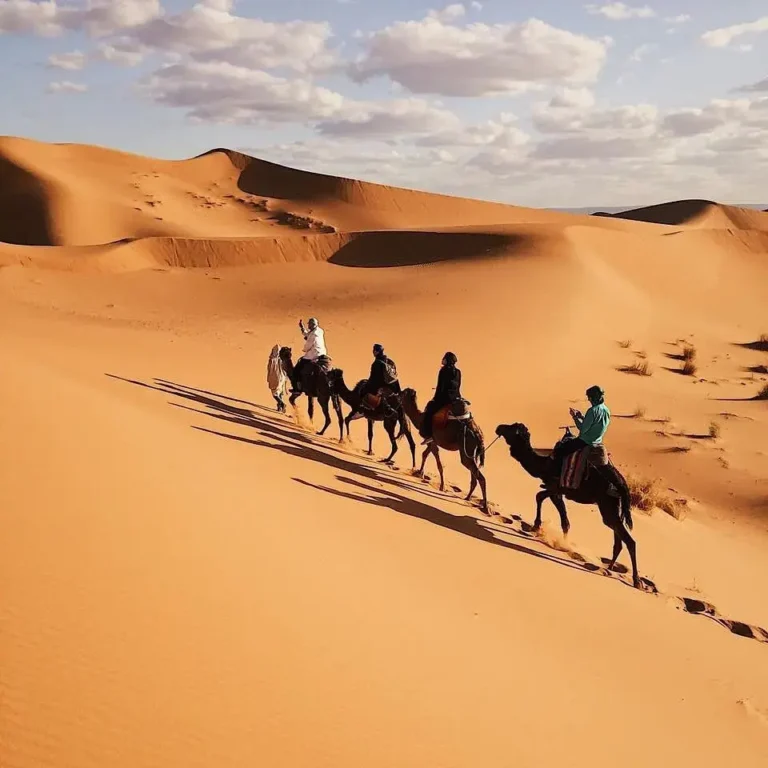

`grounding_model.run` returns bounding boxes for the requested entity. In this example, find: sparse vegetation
[682,345,697,362]
[681,359,698,376]
[708,421,721,439]
[620,360,653,376]
[635,350,648,359]
[758,333,768,350]
[757,383,768,400]
[627,475,688,520]
[632,405,646,418]
[272,211,336,233]
[618,339,632,349]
